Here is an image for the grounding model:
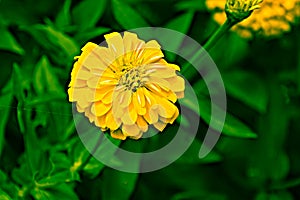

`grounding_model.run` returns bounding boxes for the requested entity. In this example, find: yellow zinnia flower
[68,32,185,140]
[206,0,300,38]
